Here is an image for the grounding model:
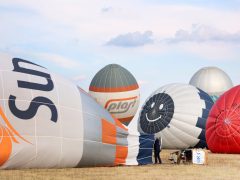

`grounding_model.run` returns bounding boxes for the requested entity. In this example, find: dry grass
[1,150,240,180]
